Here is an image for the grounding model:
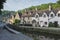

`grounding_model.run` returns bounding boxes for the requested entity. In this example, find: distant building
[6,12,21,24]
[15,12,20,20]
[7,5,60,27]
[20,5,60,27]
